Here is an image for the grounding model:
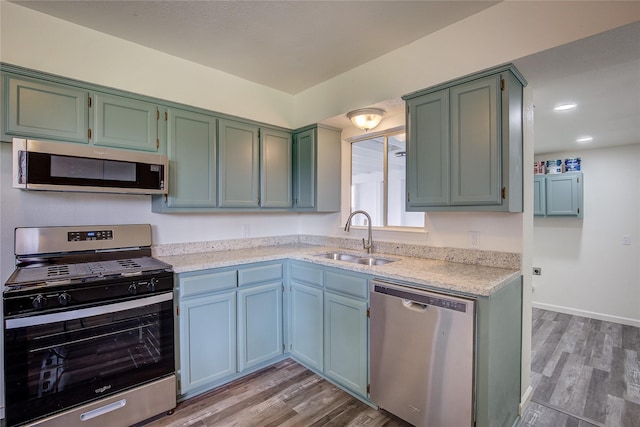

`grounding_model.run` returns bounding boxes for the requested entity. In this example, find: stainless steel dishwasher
[370,280,476,427]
